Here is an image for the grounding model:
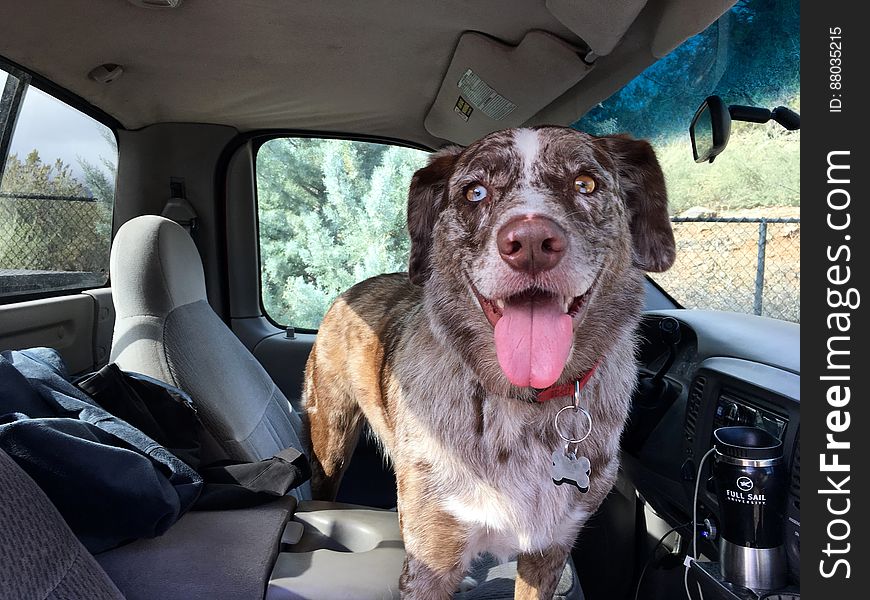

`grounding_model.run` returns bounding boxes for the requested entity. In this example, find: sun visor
[545,0,649,57]
[424,31,593,146]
